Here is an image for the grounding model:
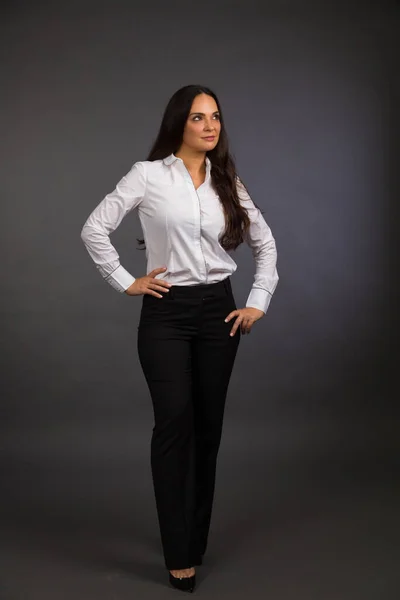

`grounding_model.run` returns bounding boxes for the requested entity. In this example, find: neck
[175,148,207,175]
